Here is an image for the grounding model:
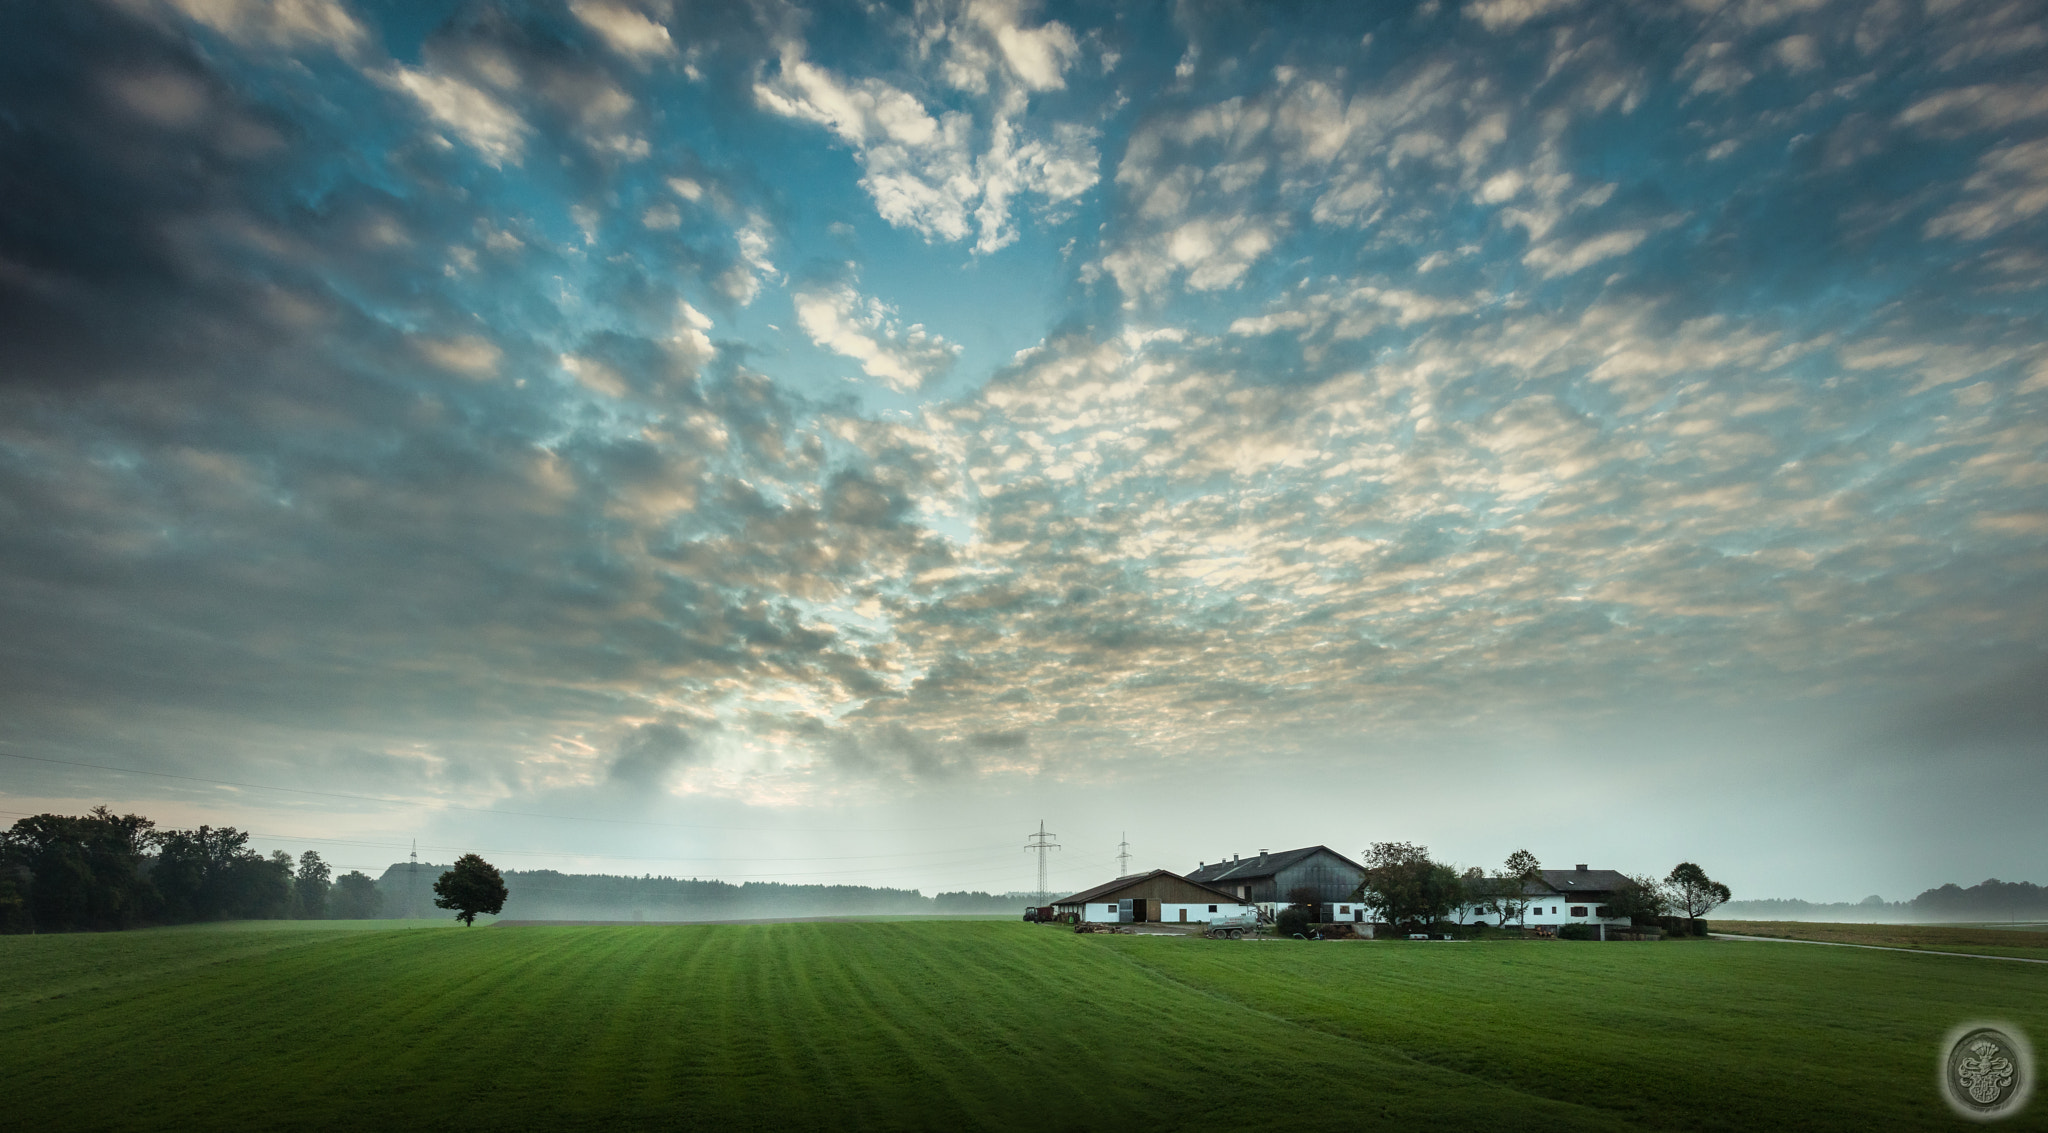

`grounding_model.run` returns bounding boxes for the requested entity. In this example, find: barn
[1183,846,1366,919]
[1051,870,1254,925]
